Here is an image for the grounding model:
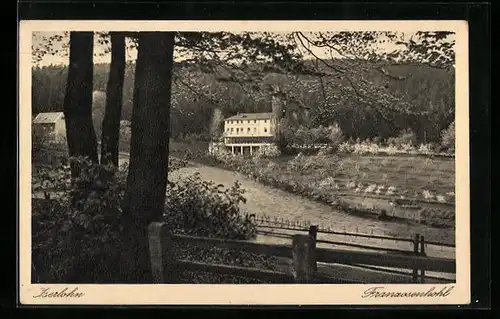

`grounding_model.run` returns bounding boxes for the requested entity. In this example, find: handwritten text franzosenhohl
[362,286,455,298]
